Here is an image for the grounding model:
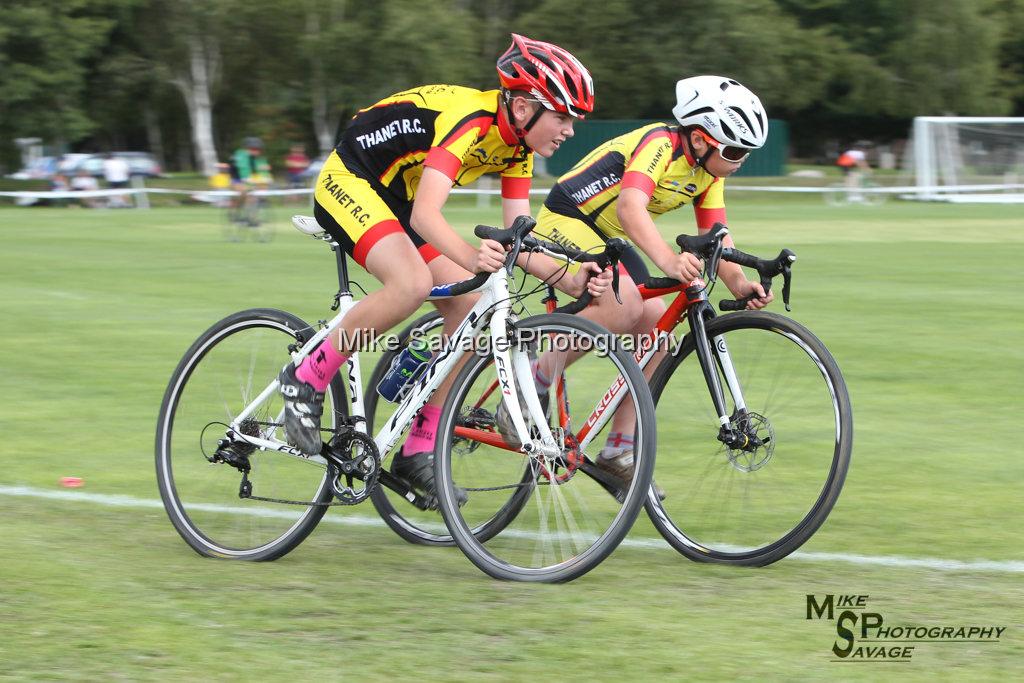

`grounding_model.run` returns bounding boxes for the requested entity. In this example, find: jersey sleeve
[423,108,493,181]
[620,129,673,198]
[693,178,727,229]
[500,154,533,199]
